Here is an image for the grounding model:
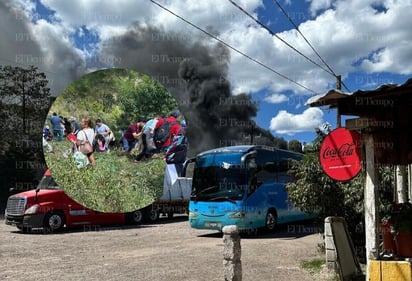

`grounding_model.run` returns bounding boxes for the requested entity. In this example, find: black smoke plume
[101,23,277,155]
